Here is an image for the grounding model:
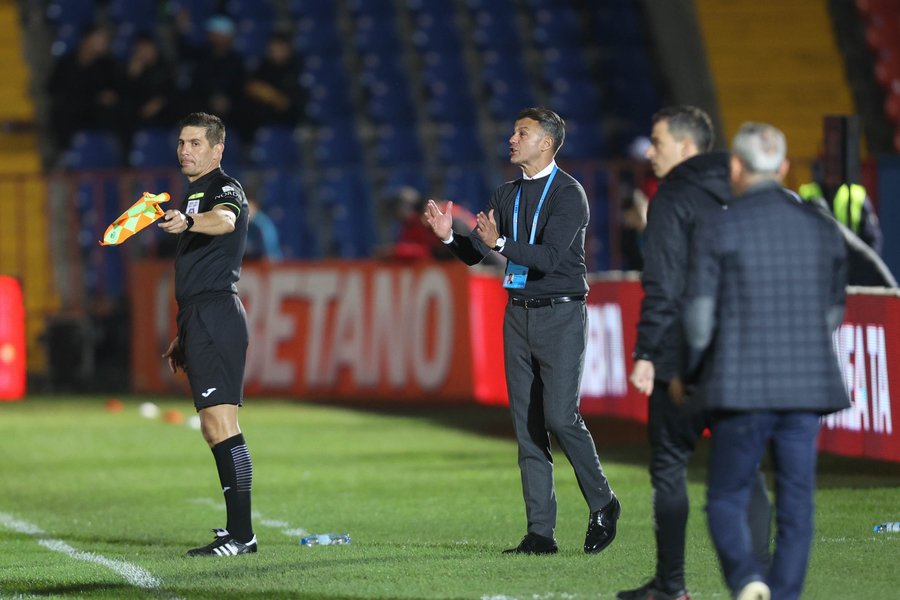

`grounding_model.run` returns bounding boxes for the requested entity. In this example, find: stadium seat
[550,79,602,120]
[289,0,336,20]
[442,165,491,212]
[64,131,121,170]
[542,46,590,81]
[251,127,299,169]
[374,125,422,166]
[367,81,416,124]
[385,165,429,196]
[472,11,521,52]
[355,15,402,53]
[428,83,476,122]
[593,6,645,49]
[108,0,156,29]
[487,80,537,120]
[46,0,94,30]
[293,17,342,55]
[259,173,318,258]
[532,9,583,48]
[438,124,484,165]
[318,169,376,257]
[346,0,394,17]
[556,121,608,160]
[315,124,363,167]
[168,0,217,47]
[225,0,276,22]
[406,0,457,16]
[413,13,462,52]
[129,129,175,168]
[481,51,529,83]
[234,19,273,65]
[220,130,245,173]
[465,0,516,16]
